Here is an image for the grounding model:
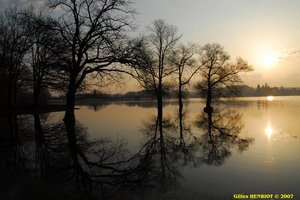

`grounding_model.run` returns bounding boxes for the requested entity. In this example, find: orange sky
[1,0,300,92]
[133,0,300,88]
